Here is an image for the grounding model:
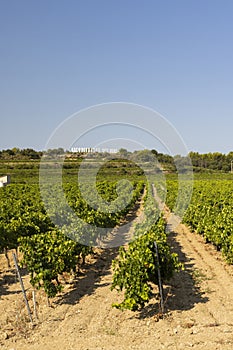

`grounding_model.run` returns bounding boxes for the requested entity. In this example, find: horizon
[0,146,233,157]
